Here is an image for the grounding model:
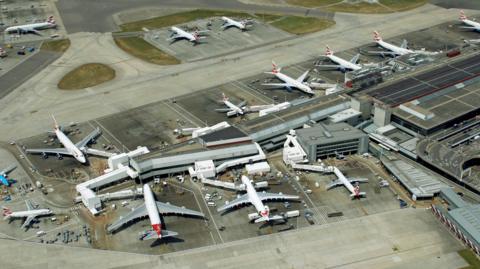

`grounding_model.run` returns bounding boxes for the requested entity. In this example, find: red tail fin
[222,93,228,102]
[325,45,333,56]
[373,31,382,42]
[460,10,467,21]
[272,61,278,74]
[2,207,12,216]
